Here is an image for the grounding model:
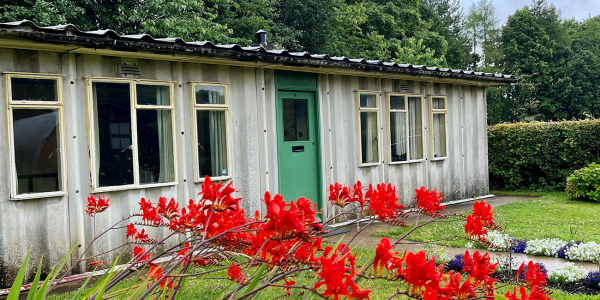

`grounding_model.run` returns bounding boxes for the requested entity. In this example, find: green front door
[276,91,319,205]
